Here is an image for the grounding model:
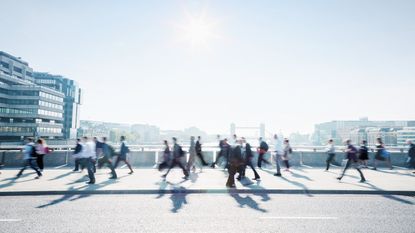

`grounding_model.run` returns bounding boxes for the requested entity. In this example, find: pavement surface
[0,166,414,195]
[0,194,414,233]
